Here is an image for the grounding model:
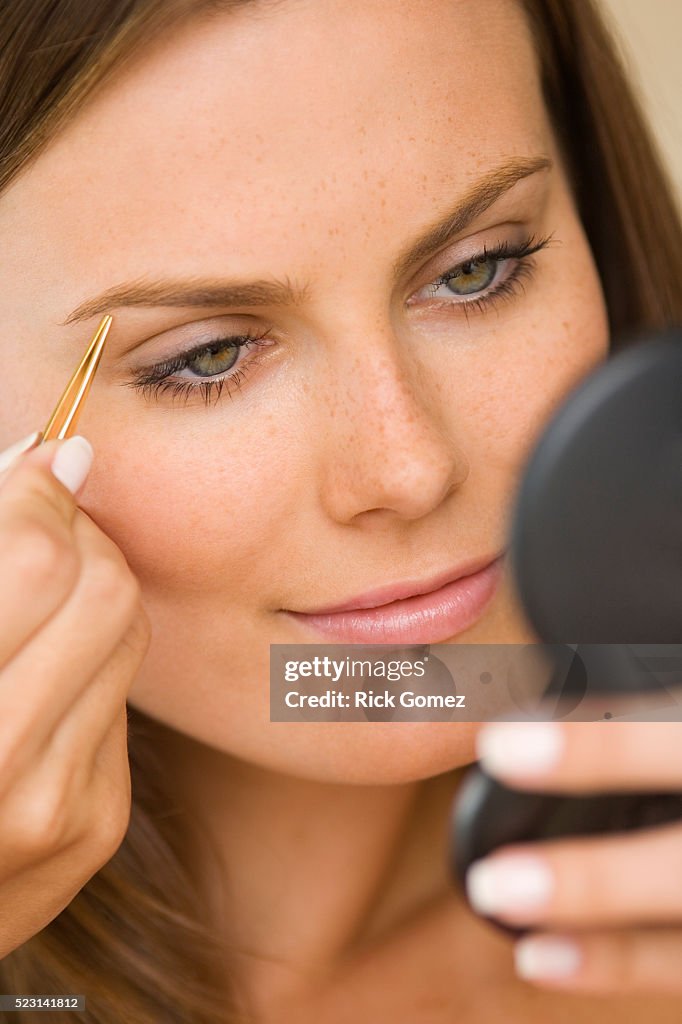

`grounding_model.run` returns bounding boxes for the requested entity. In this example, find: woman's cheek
[80,429,292,597]
[511,233,608,472]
